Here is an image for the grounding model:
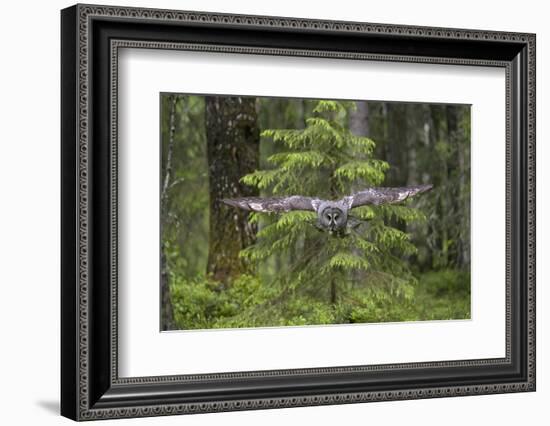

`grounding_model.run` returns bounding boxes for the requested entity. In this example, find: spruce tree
[236,100,428,325]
